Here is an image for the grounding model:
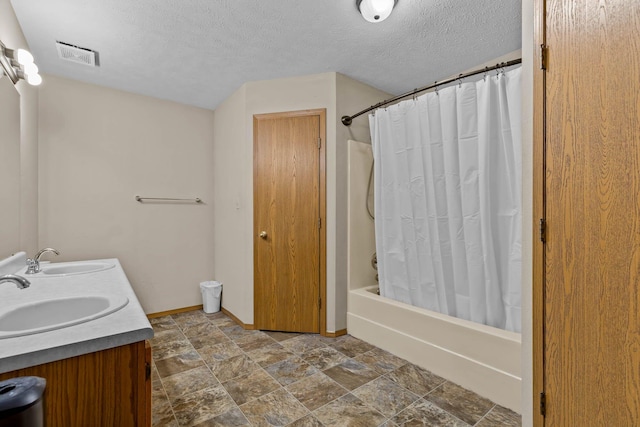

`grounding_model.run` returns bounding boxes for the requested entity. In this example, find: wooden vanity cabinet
[0,340,152,427]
